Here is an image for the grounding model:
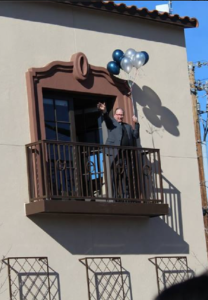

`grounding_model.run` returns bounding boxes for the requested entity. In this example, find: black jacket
[102,112,140,147]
